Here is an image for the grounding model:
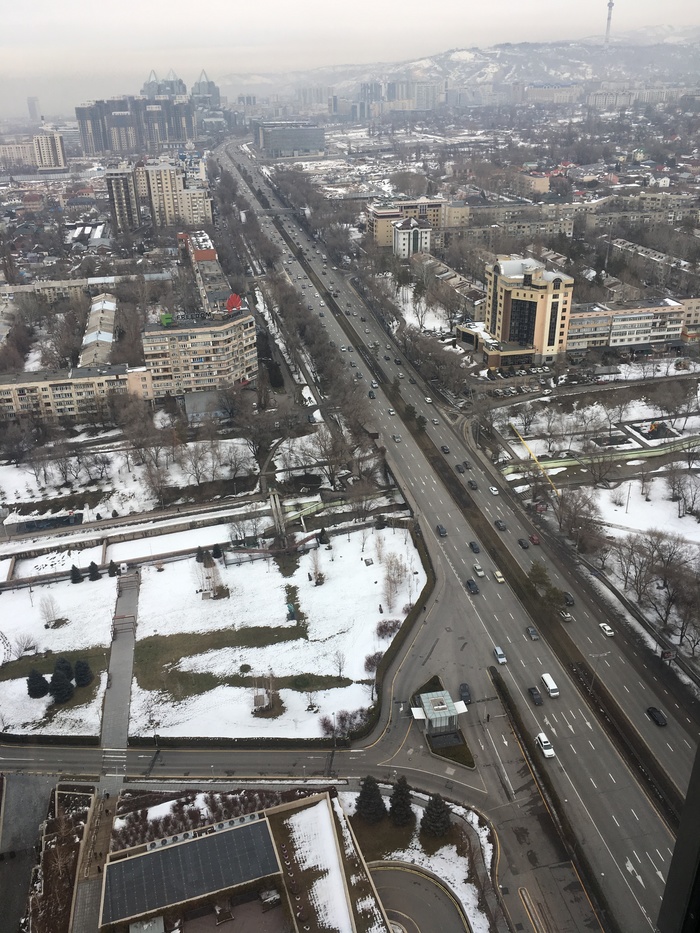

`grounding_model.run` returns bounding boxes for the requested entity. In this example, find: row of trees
[356,774,452,838]
[27,657,94,704]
